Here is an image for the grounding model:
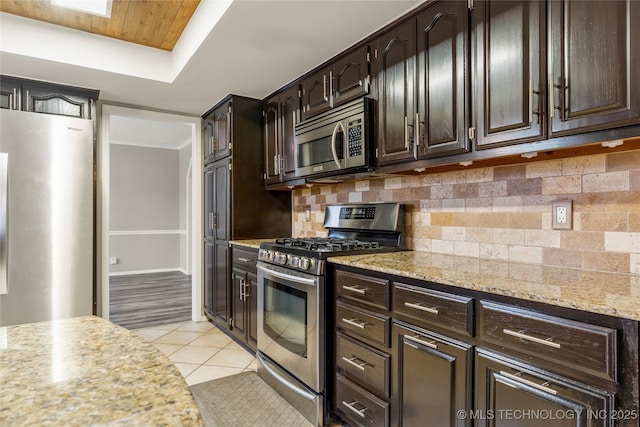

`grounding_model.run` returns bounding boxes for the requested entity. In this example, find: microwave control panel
[347,118,363,158]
